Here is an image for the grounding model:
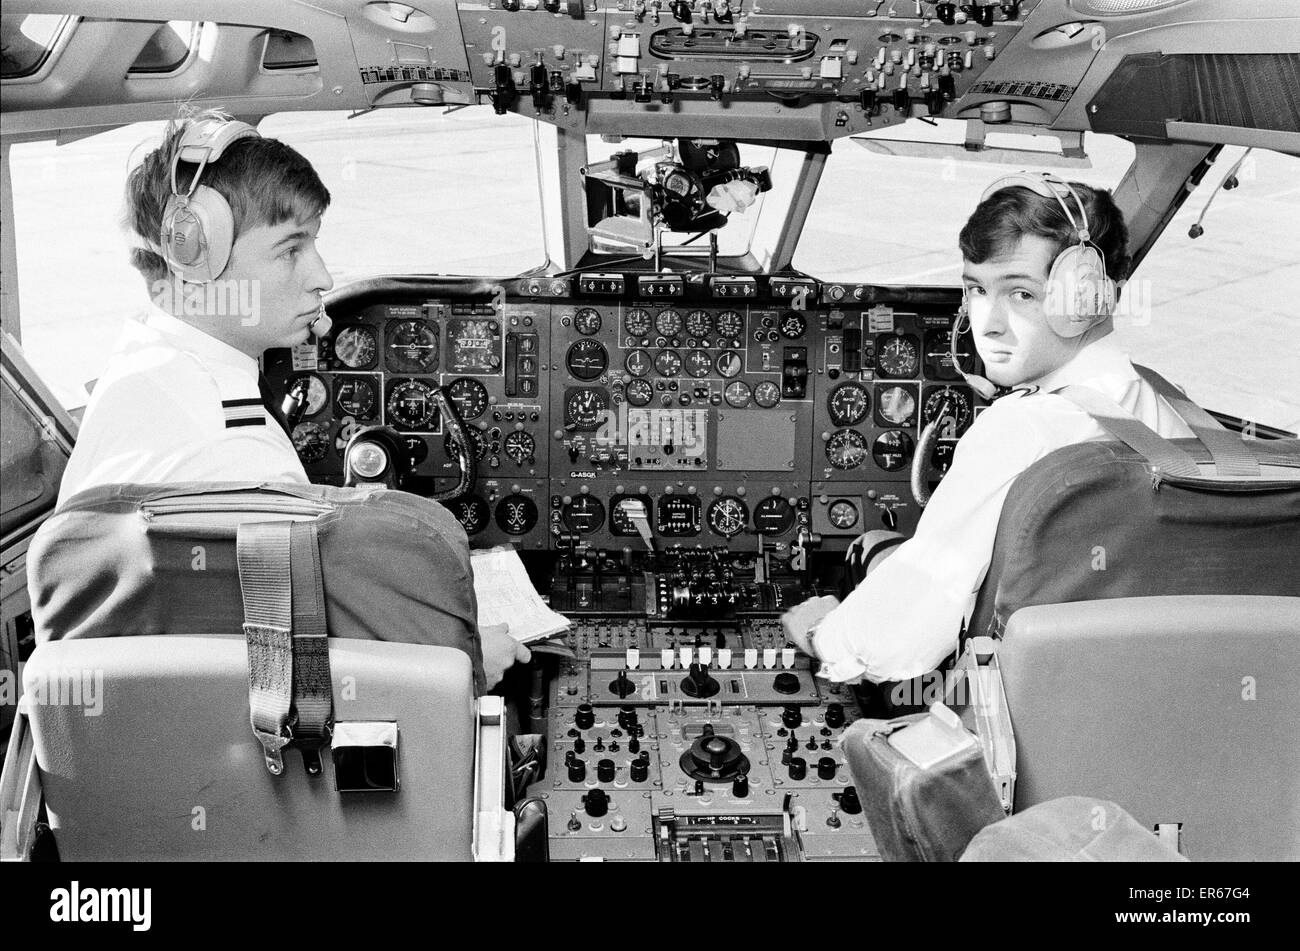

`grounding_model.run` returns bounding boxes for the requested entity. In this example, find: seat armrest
[0,698,42,862]
[472,696,516,862]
